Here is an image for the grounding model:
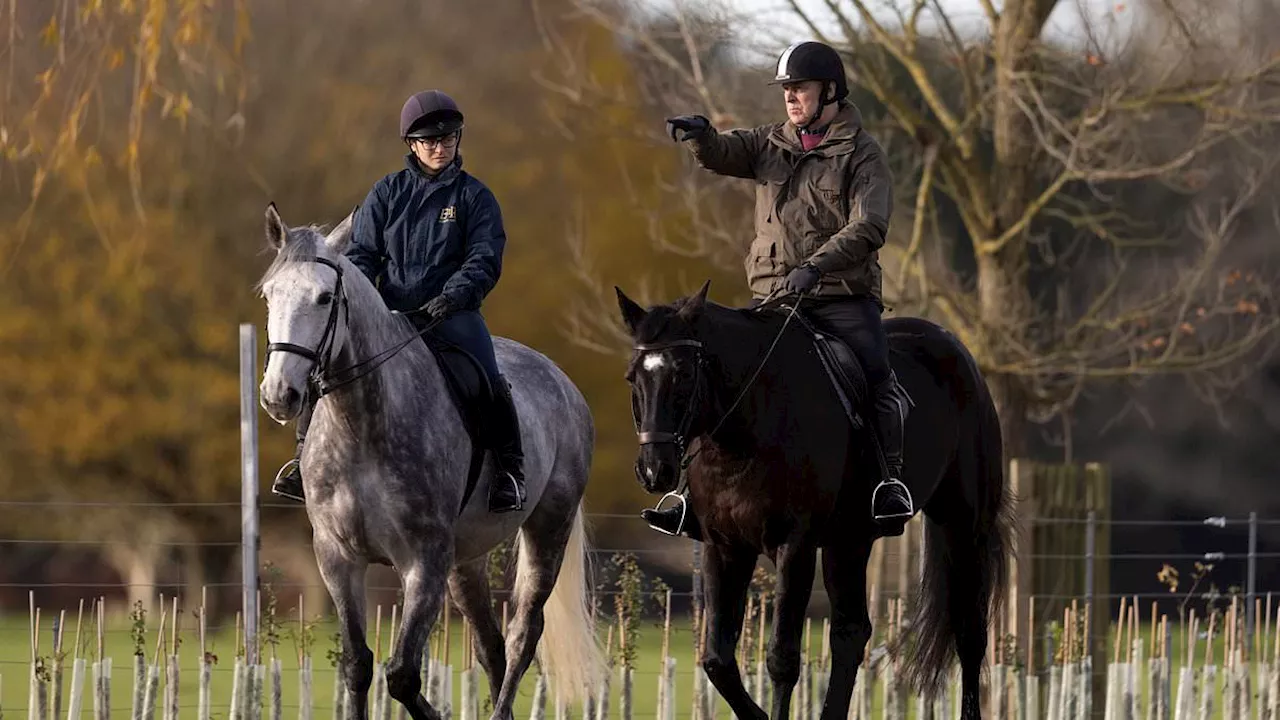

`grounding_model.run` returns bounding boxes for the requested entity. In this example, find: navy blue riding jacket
[345,154,506,313]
